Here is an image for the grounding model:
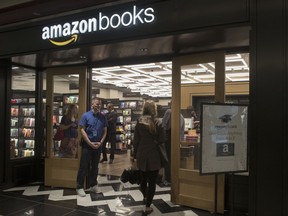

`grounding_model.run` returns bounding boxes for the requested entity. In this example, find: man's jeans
[76,144,101,188]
